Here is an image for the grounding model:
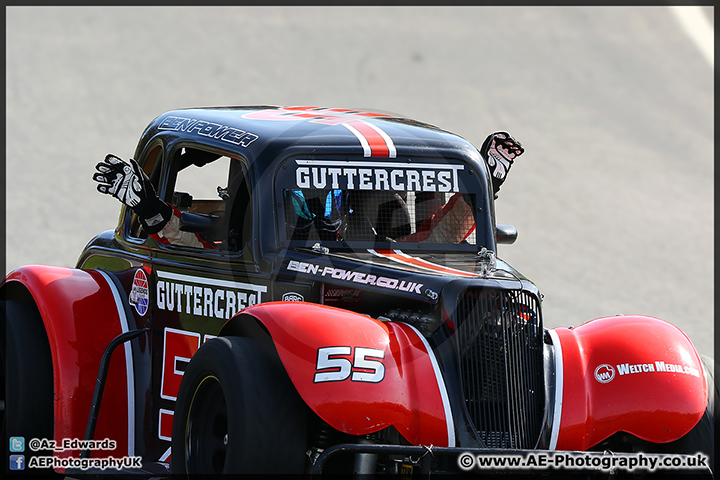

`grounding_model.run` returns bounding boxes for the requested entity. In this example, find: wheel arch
[547,315,709,452]
[219,301,455,447]
[2,266,137,460]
